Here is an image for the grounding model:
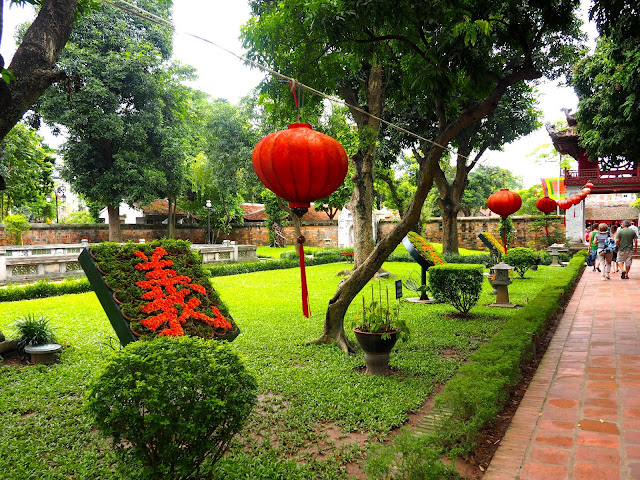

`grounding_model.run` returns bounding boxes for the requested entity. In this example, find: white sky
[1,0,598,188]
